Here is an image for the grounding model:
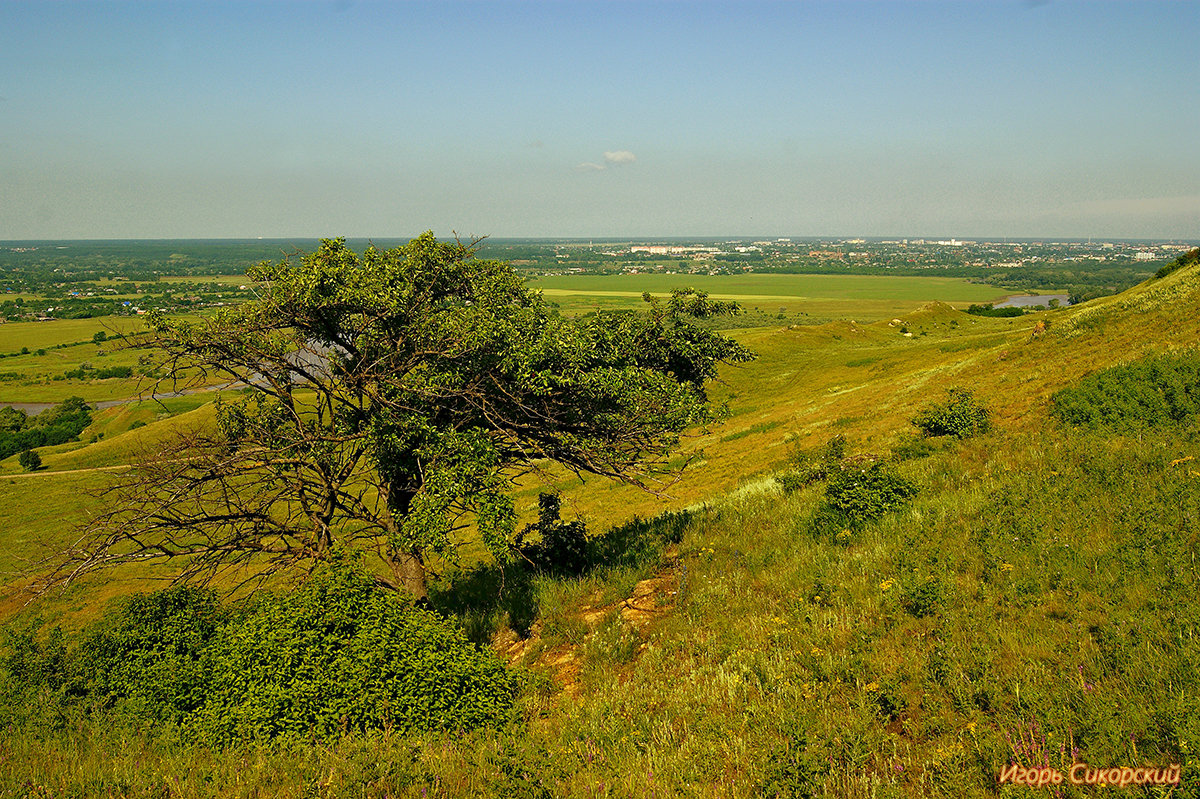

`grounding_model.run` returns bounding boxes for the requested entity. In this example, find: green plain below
[530,273,1007,318]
